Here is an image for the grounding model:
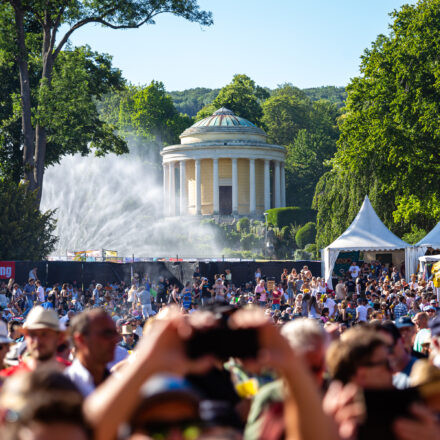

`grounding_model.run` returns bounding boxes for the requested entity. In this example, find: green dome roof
[181,108,266,138]
[192,107,257,128]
